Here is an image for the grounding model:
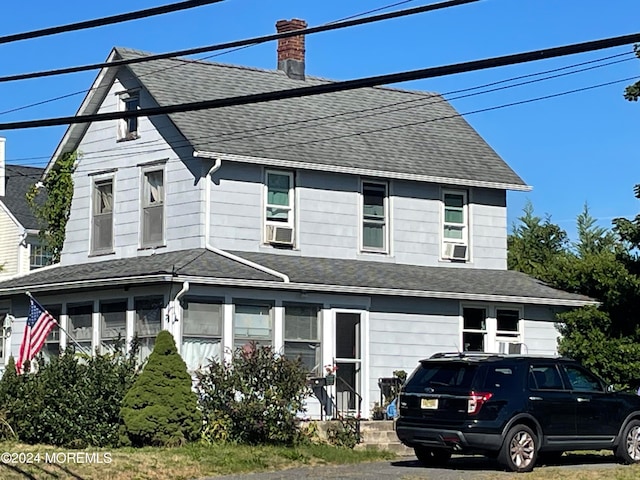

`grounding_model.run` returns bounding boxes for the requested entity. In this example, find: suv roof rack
[428,352,502,359]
